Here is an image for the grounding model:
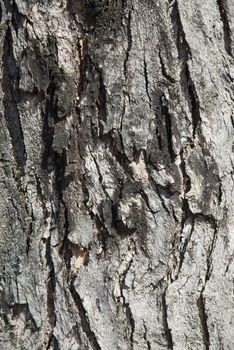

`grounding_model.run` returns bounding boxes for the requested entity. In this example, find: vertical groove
[45,235,57,349]
[2,27,26,173]
[197,294,210,350]
[123,9,132,79]
[69,278,101,350]
[169,0,201,139]
[160,97,176,162]
[162,291,173,350]
[217,0,232,57]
